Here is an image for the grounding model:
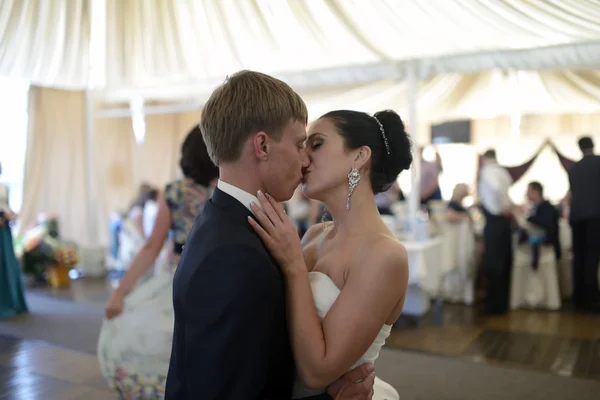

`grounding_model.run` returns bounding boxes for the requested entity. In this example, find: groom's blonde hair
[200,70,308,165]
